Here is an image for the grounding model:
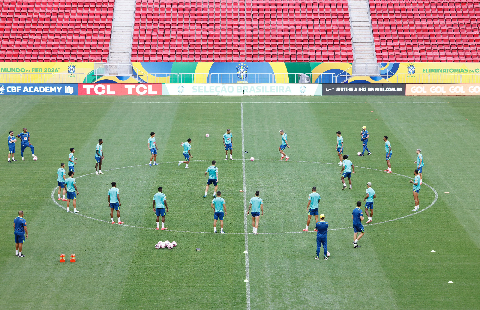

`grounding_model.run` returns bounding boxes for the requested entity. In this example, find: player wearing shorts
[384,136,392,173]
[14,211,28,257]
[108,182,123,224]
[148,132,158,166]
[95,139,104,175]
[223,129,233,160]
[341,155,355,190]
[304,187,321,232]
[360,126,371,156]
[315,214,328,260]
[352,201,364,248]
[364,182,376,223]
[8,131,17,162]
[415,149,424,183]
[204,160,218,198]
[17,128,35,161]
[410,169,421,212]
[212,191,226,233]
[279,130,290,161]
[153,187,168,230]
[65,171,79,213]
[68,148,77,174]
[336,131,343,166]
[247,191,264,234]
[57,163,67,201]
[178,138,192,168]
